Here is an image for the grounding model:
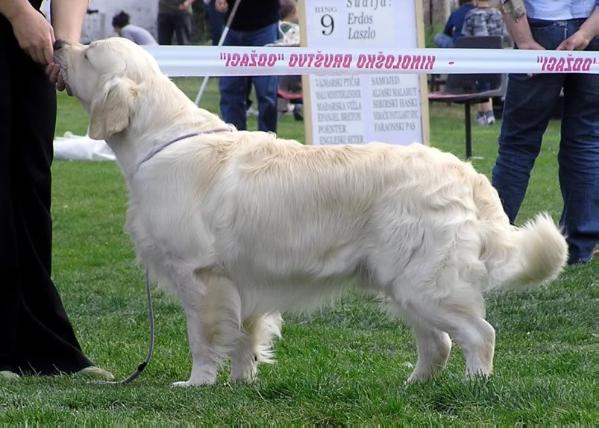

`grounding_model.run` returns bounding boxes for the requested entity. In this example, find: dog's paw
[230,372,258,384]
[230,363,257,384]
[171,377,216,387]
[405,368,434,384]
[405,374,427,384]
[171,365,219,387]
[172,380,194,388]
